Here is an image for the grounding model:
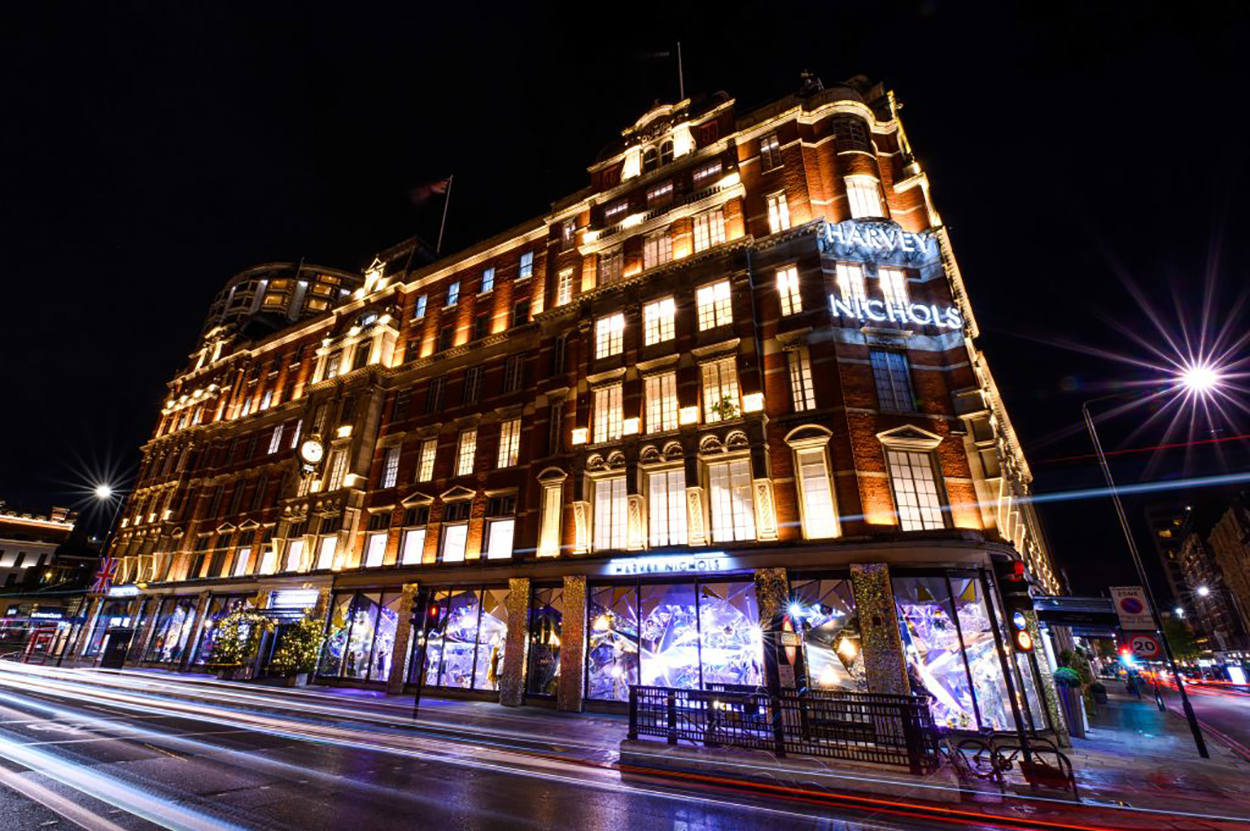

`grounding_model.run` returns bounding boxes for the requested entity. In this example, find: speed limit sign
[1128,633,1163,660]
